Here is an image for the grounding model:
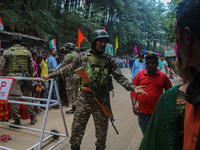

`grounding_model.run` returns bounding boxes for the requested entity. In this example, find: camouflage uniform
[65,74,79,106]
[55,51,79,106]
[49,49,135,150]
[0,44,35,120]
